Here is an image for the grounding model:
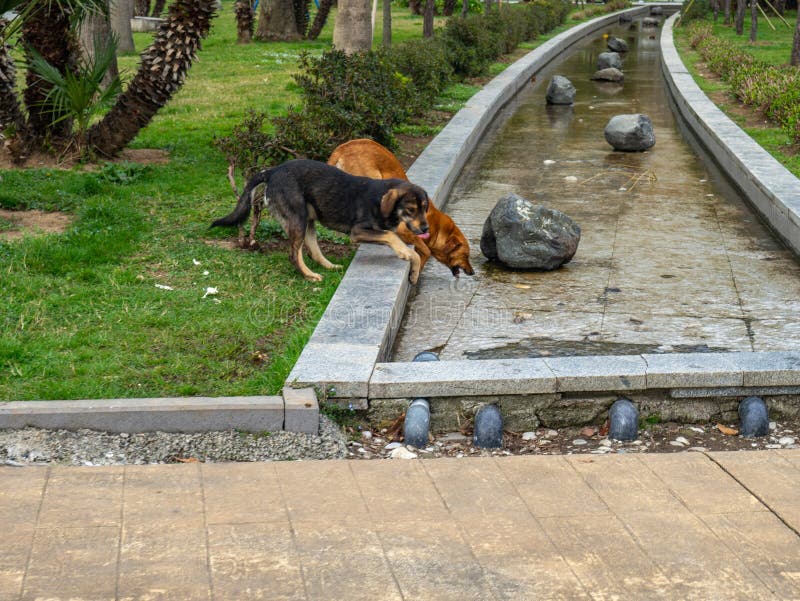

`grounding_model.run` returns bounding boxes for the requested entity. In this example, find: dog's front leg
[351,226,421,284]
